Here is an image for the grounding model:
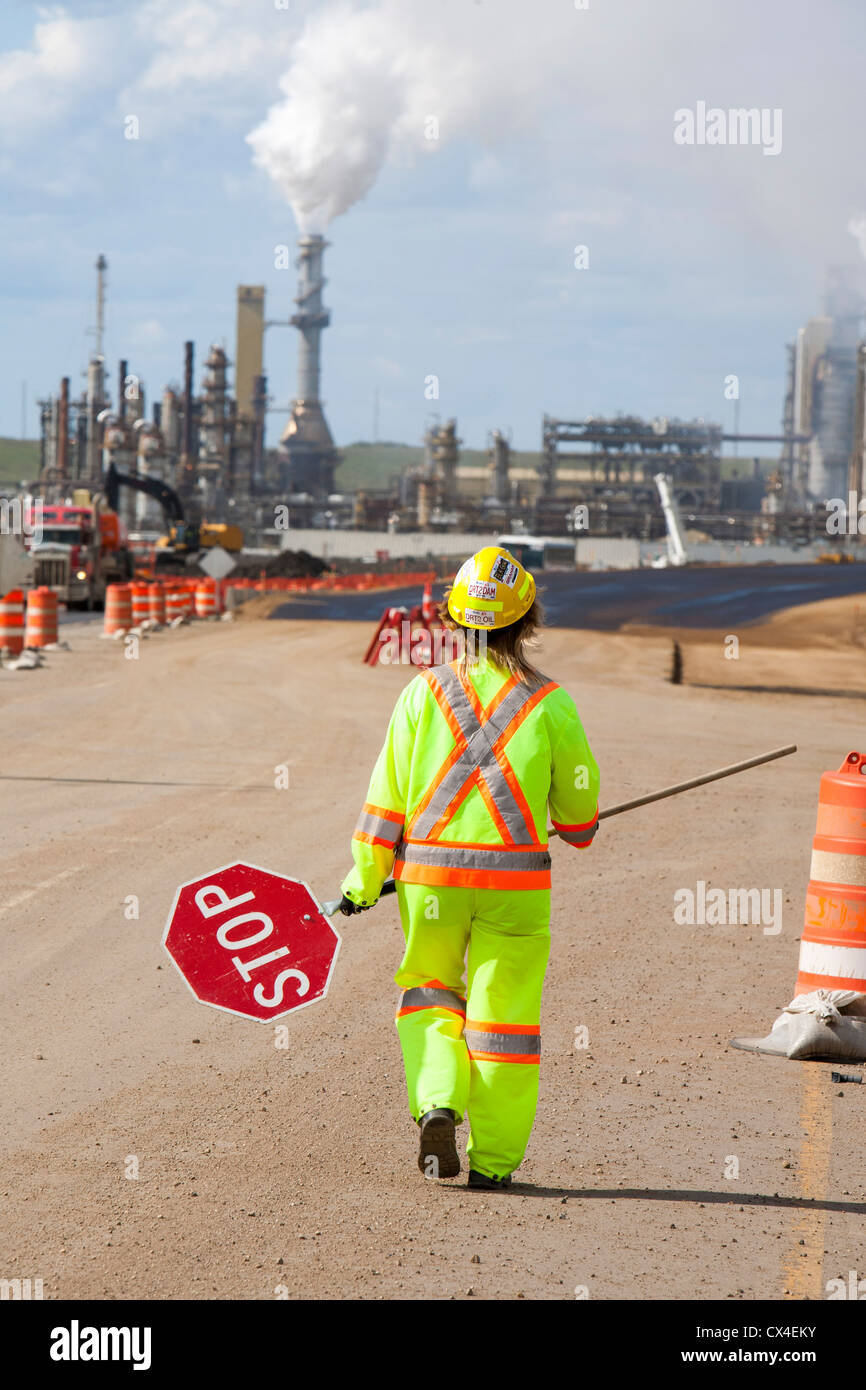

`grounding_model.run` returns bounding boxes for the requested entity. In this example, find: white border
[162,860,342,1023]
